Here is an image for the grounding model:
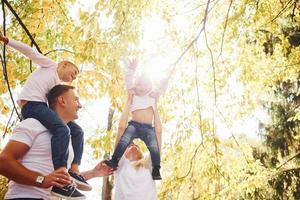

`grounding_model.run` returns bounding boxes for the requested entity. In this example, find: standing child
[105,58,168,180]
[0,33,91,198]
